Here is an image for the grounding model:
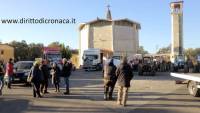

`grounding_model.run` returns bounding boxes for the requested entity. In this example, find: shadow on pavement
[27,105,114,113]
[127,108,175,113]
[0,98,29,113]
